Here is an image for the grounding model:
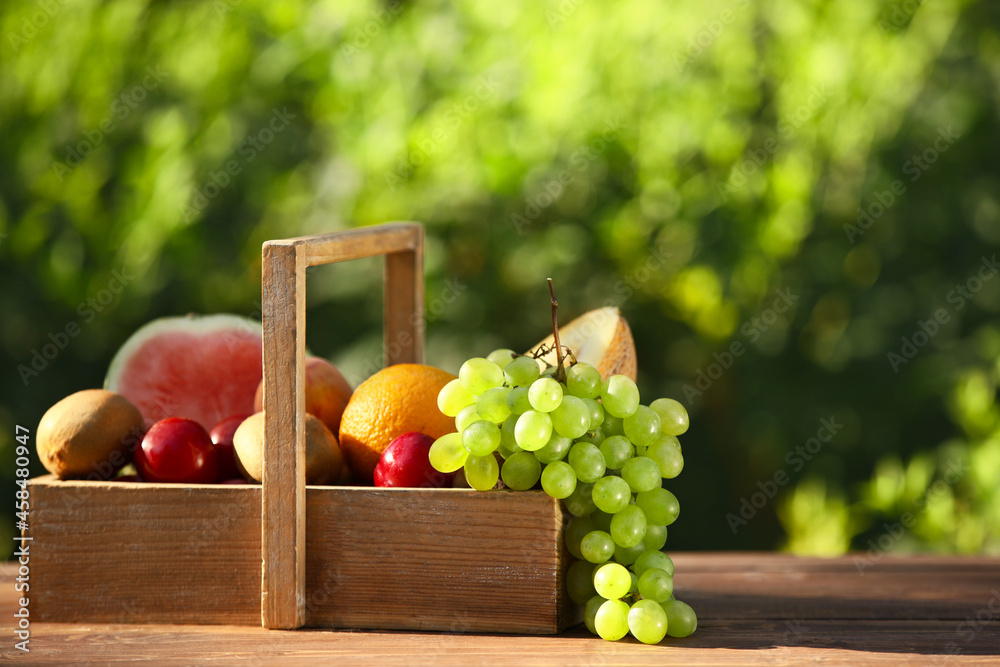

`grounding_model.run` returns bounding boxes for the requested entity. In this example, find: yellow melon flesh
[528,307,637,381]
